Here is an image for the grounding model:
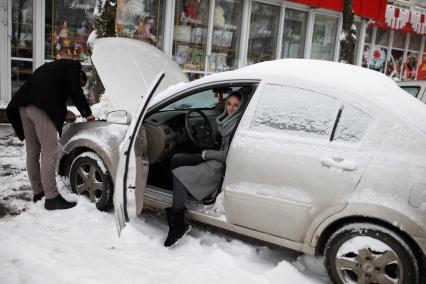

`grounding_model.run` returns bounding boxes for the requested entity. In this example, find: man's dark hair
[80,70,87,84]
